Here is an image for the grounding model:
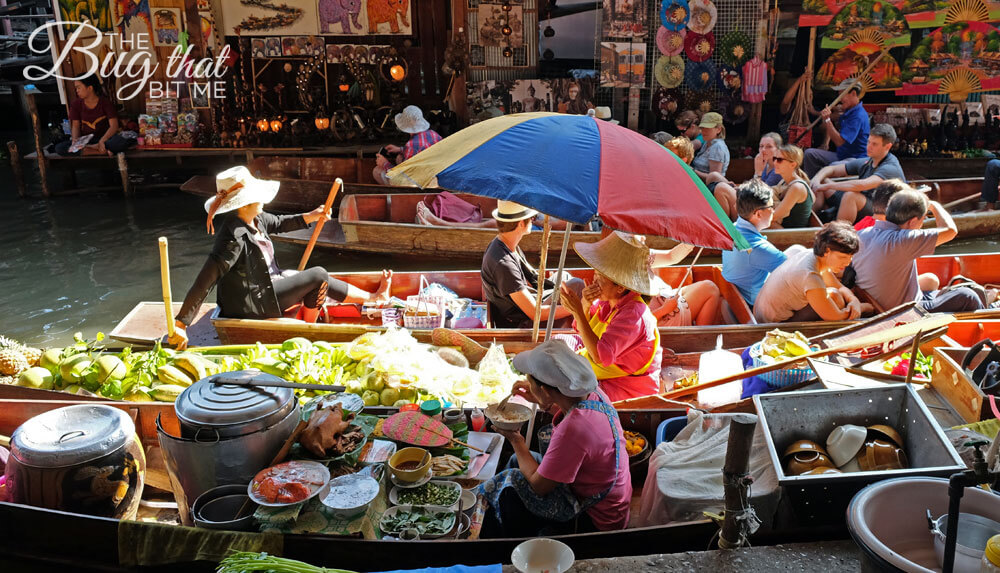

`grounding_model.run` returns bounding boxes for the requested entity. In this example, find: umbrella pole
[531,216,552,343]
[543,223,574,340]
